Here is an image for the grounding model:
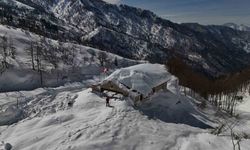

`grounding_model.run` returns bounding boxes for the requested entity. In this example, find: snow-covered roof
[105,63,171,96]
